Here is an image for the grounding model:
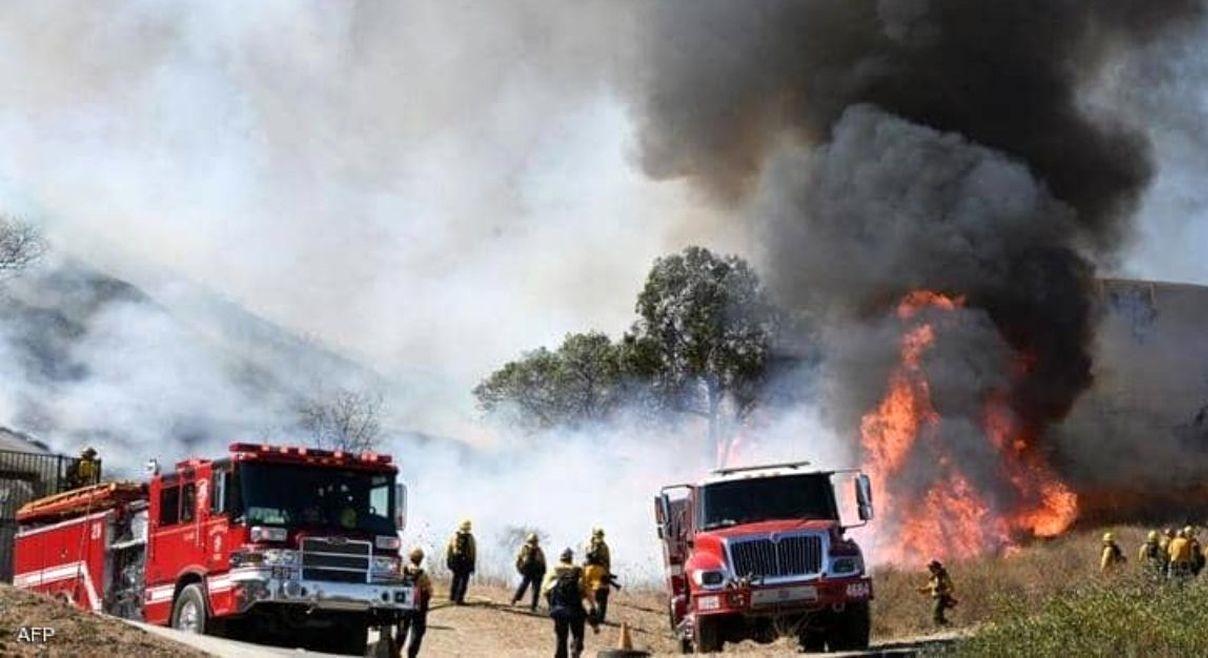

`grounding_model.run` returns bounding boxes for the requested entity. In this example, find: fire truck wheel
[318,618,370,656]
[171,584,209,635]
[693,618,722,654]
[827,602,871,651]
